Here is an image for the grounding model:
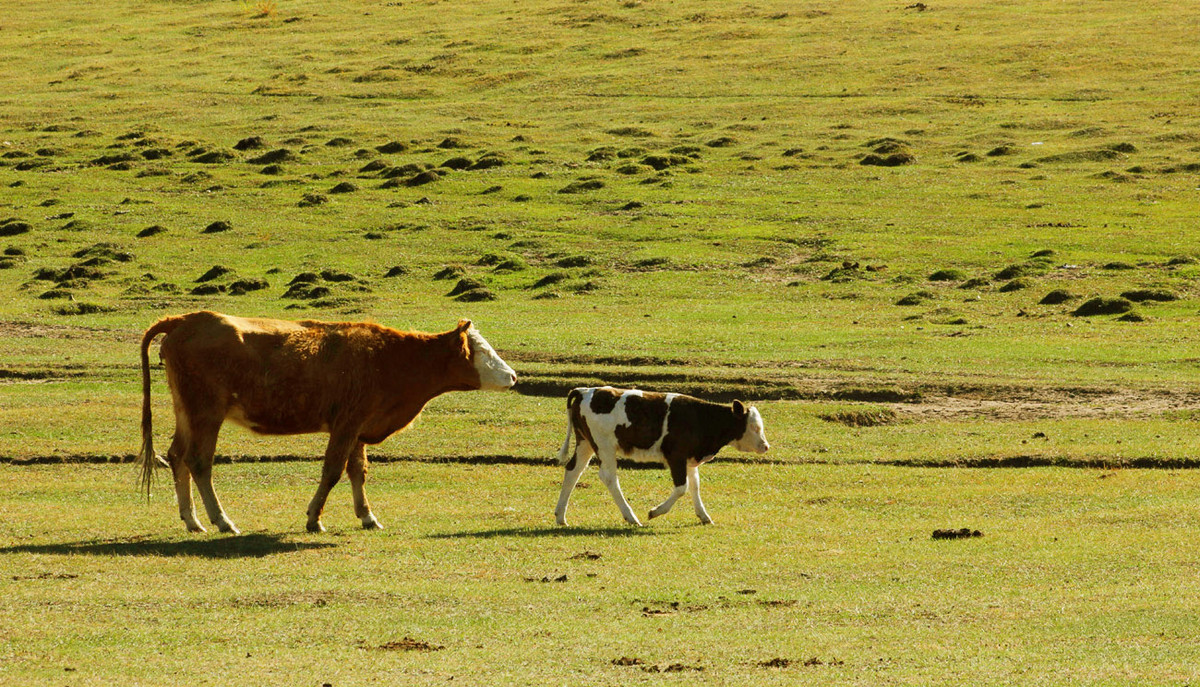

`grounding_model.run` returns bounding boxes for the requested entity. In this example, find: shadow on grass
[0,533,335,559]
[427,525,662,540]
